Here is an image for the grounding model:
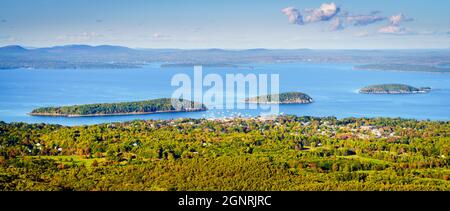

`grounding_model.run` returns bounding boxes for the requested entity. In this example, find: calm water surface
[0,63,449,125]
